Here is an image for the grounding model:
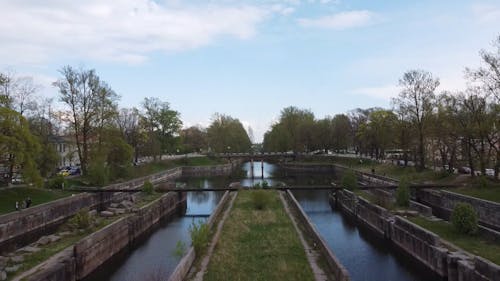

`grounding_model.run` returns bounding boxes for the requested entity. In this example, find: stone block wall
[23,192,186,281]
[285,190,351,281]
[416,189,500,231]
[335,190,500,281]
[0,162,239,254]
